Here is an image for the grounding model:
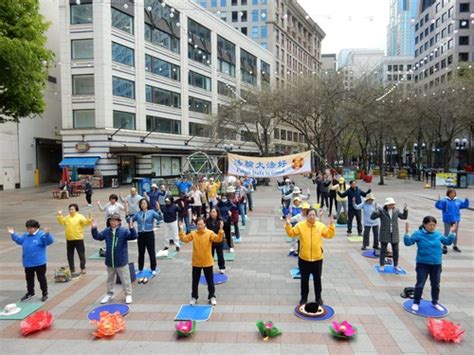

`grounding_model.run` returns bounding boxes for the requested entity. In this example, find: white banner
[227,151,312,177]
